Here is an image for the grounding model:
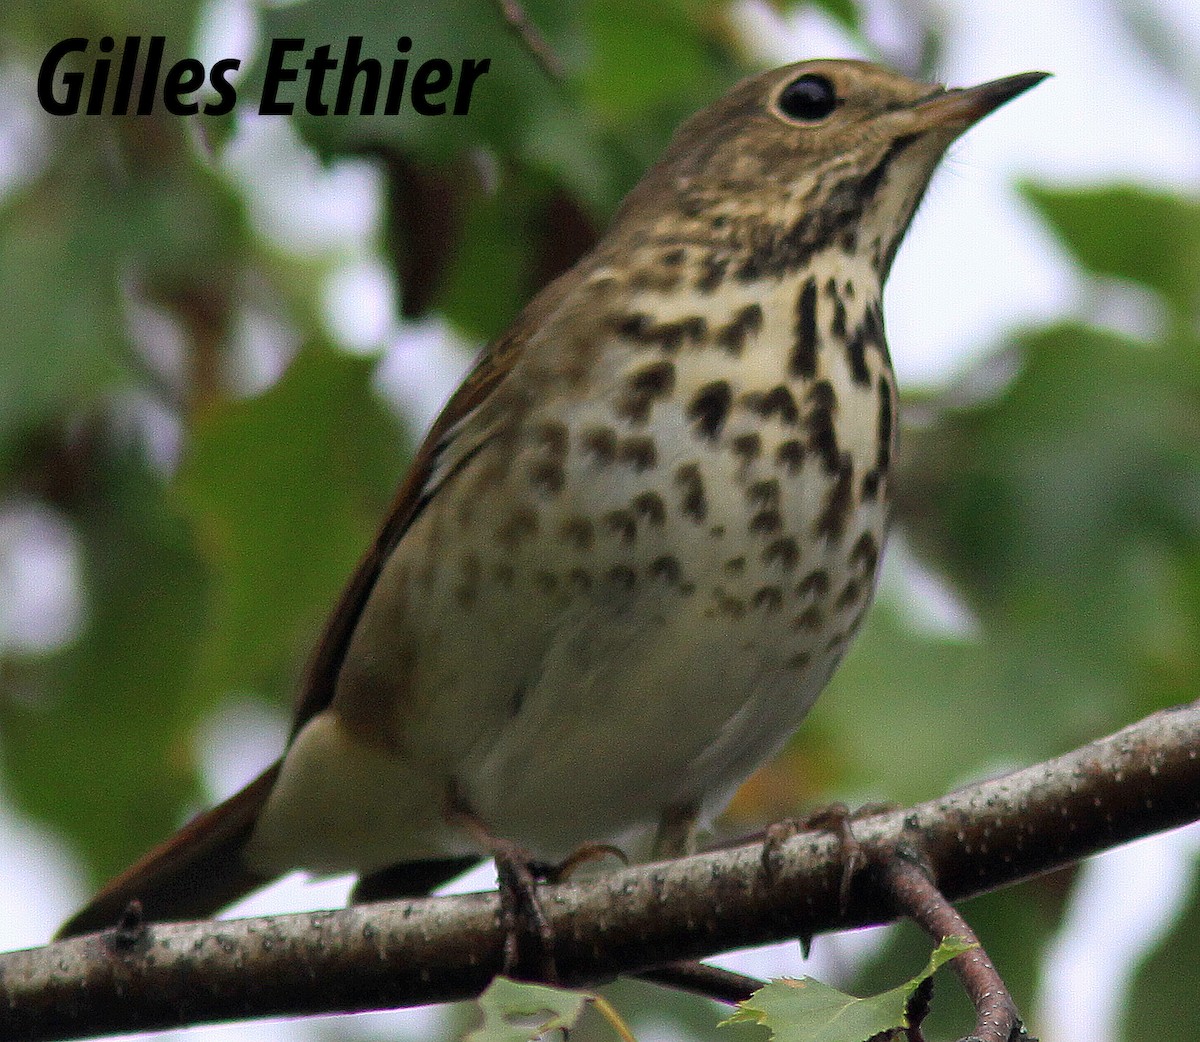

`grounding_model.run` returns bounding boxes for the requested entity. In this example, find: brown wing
[53,352,515,940]
[55,262,591,938]
[288,325,525,737]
